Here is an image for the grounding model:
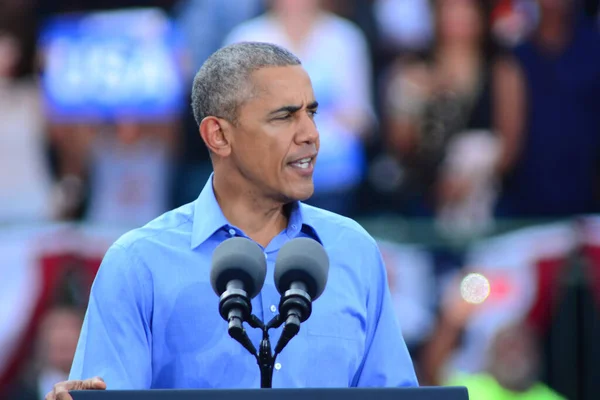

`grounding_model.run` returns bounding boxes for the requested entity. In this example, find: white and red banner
[0,223,123,395]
